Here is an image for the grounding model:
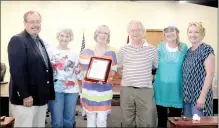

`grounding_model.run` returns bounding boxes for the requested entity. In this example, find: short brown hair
[23,10,41,22]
